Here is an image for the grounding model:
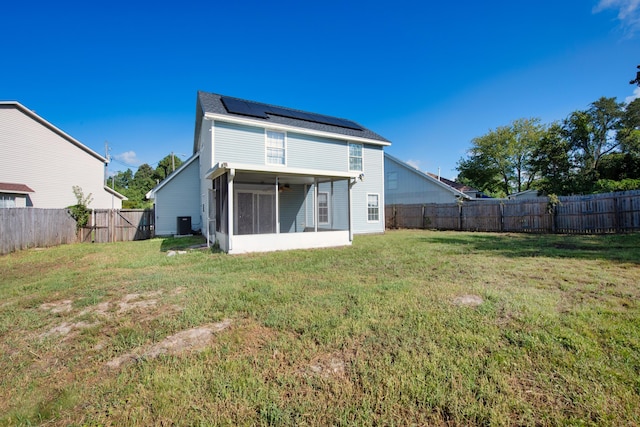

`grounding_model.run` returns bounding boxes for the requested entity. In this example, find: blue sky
[2,0,638,178]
